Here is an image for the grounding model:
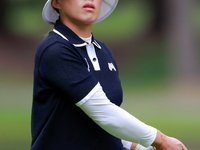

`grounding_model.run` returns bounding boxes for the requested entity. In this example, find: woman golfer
[31,0,188,150]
